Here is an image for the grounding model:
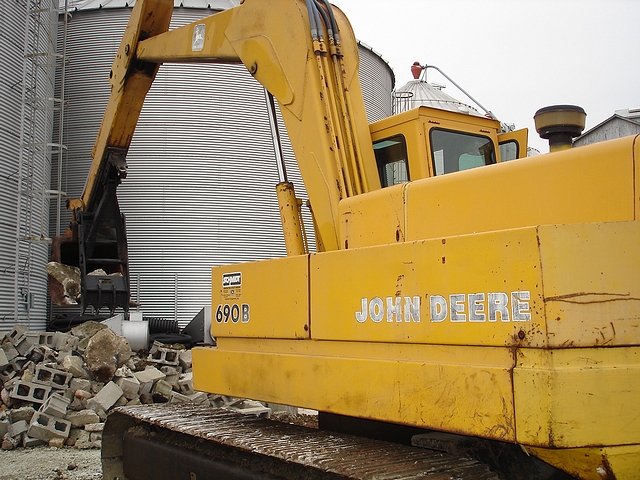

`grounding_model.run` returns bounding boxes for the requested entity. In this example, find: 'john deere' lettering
[355,291,531,323]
